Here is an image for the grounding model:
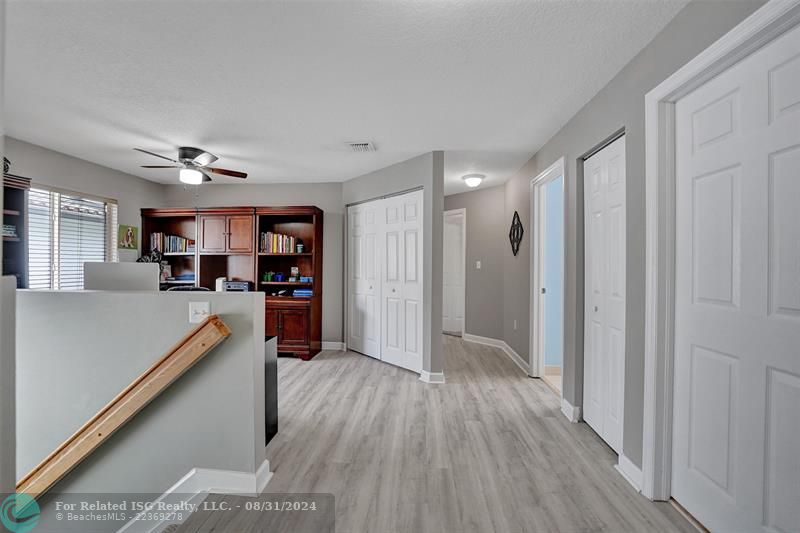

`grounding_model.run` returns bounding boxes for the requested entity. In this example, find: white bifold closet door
[348,201,381,359]
[583,135,626,454]
[347,190,424,373]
